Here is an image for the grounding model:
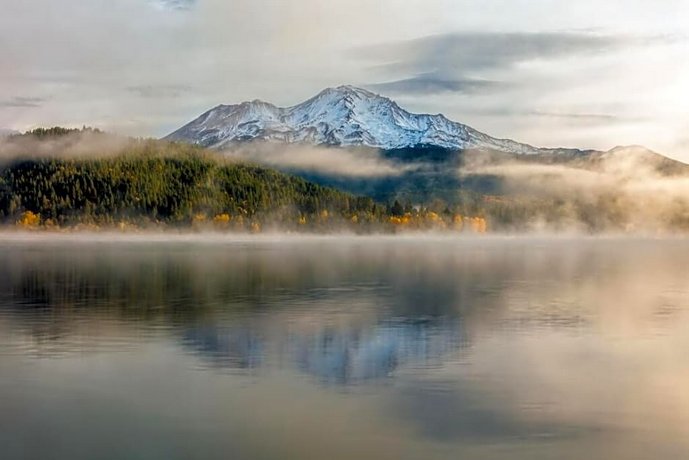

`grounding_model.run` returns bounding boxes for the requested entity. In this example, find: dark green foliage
[0,142,375,227]
[389,200,404,217]
[20,126,102,138]
[282,148,508,205]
